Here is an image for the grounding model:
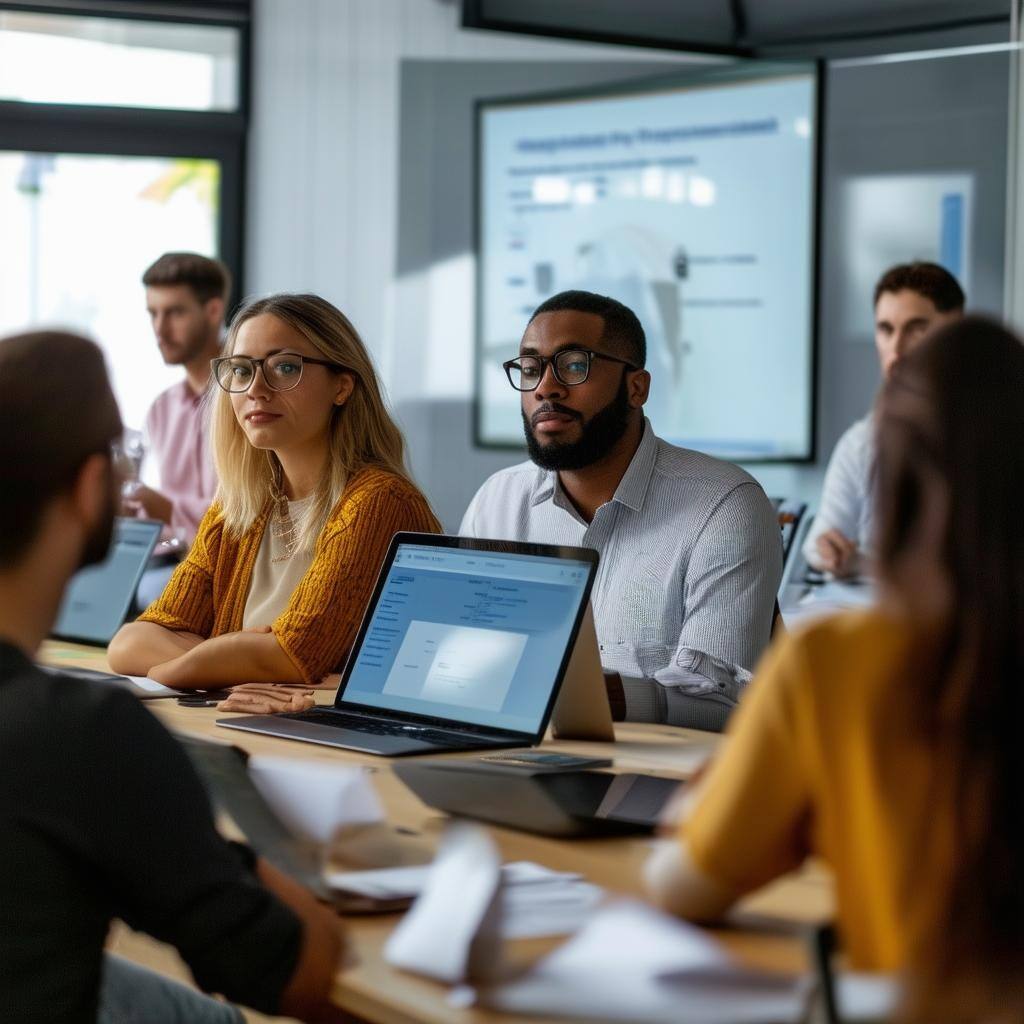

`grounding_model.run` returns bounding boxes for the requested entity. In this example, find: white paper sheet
[247,755,382,845]
[499,874,604,939]
[835,973,901,1020]
[384,823,503,984]
[327,860,581,899]
[126,674,178,695]
[784,581,877,627]
[473,900,807,1024]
